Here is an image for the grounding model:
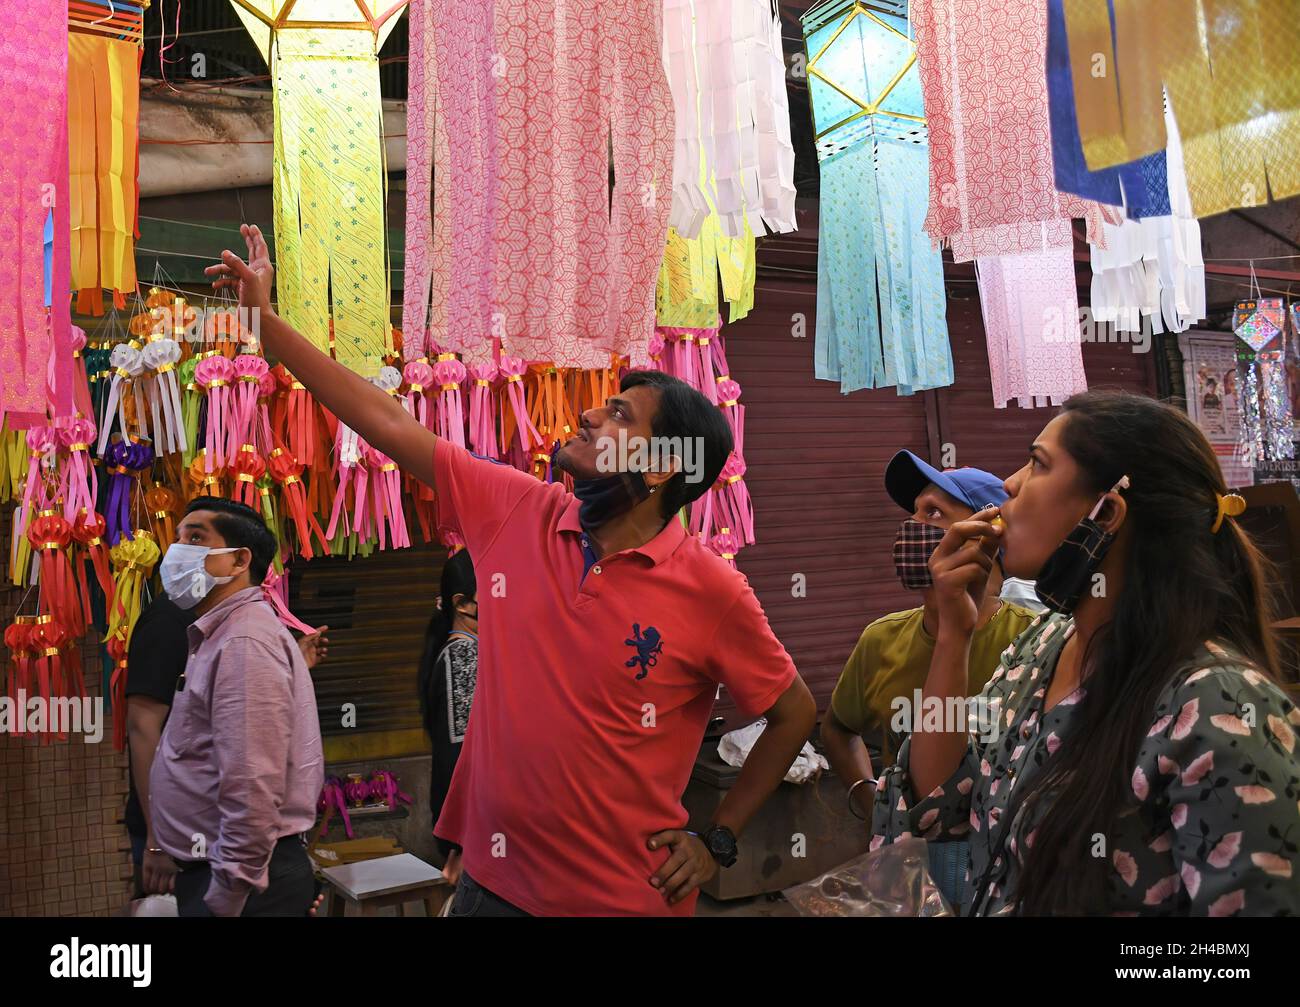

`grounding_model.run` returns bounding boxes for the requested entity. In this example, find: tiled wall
[0,633,135,917]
